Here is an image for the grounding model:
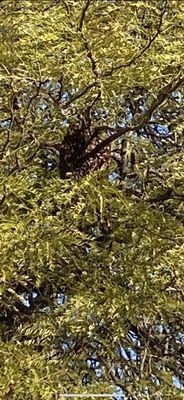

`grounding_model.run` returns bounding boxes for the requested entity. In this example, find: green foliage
[0,0,184,399]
